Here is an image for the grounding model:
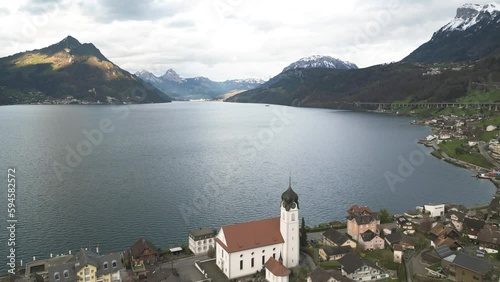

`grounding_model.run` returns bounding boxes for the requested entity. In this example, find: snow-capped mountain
[440,2,500,32]
[403,2,500,63]
[135,70,265,100]
[283,55,358,72]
